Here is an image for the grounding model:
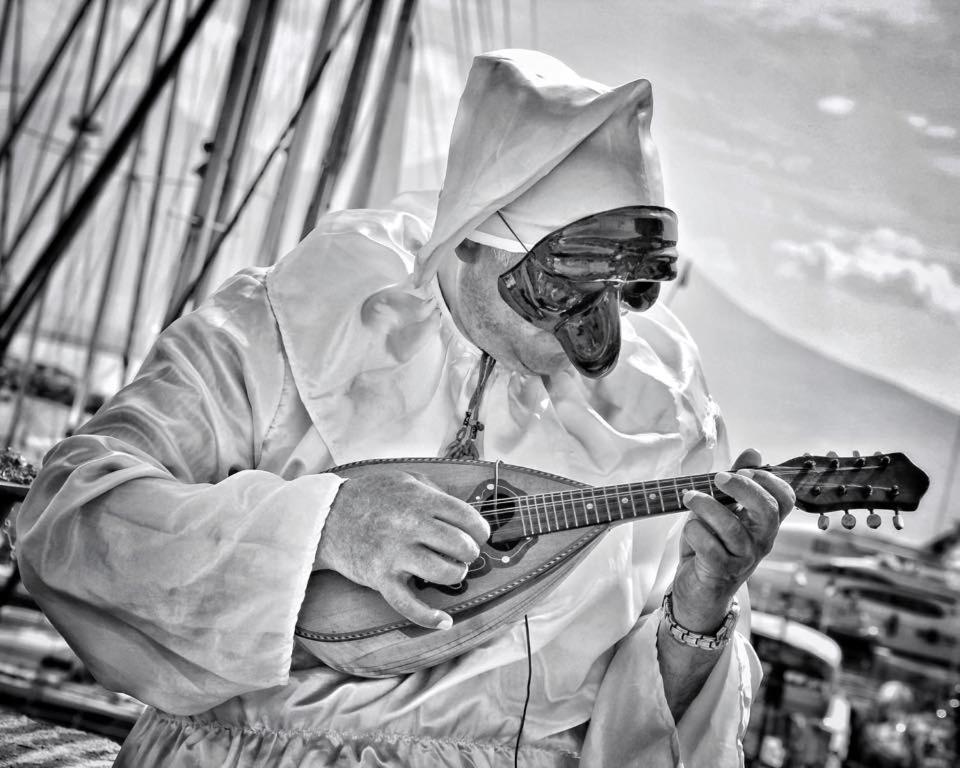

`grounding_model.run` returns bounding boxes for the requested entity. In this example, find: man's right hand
[314,470,491,630]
